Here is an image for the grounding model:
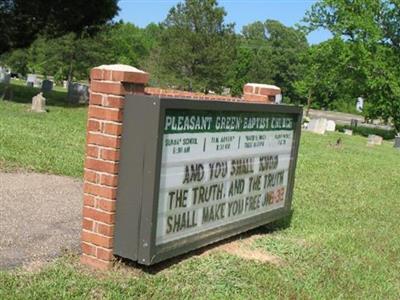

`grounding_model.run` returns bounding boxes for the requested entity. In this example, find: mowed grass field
[0,81,86,177]
[1,84,400,299]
